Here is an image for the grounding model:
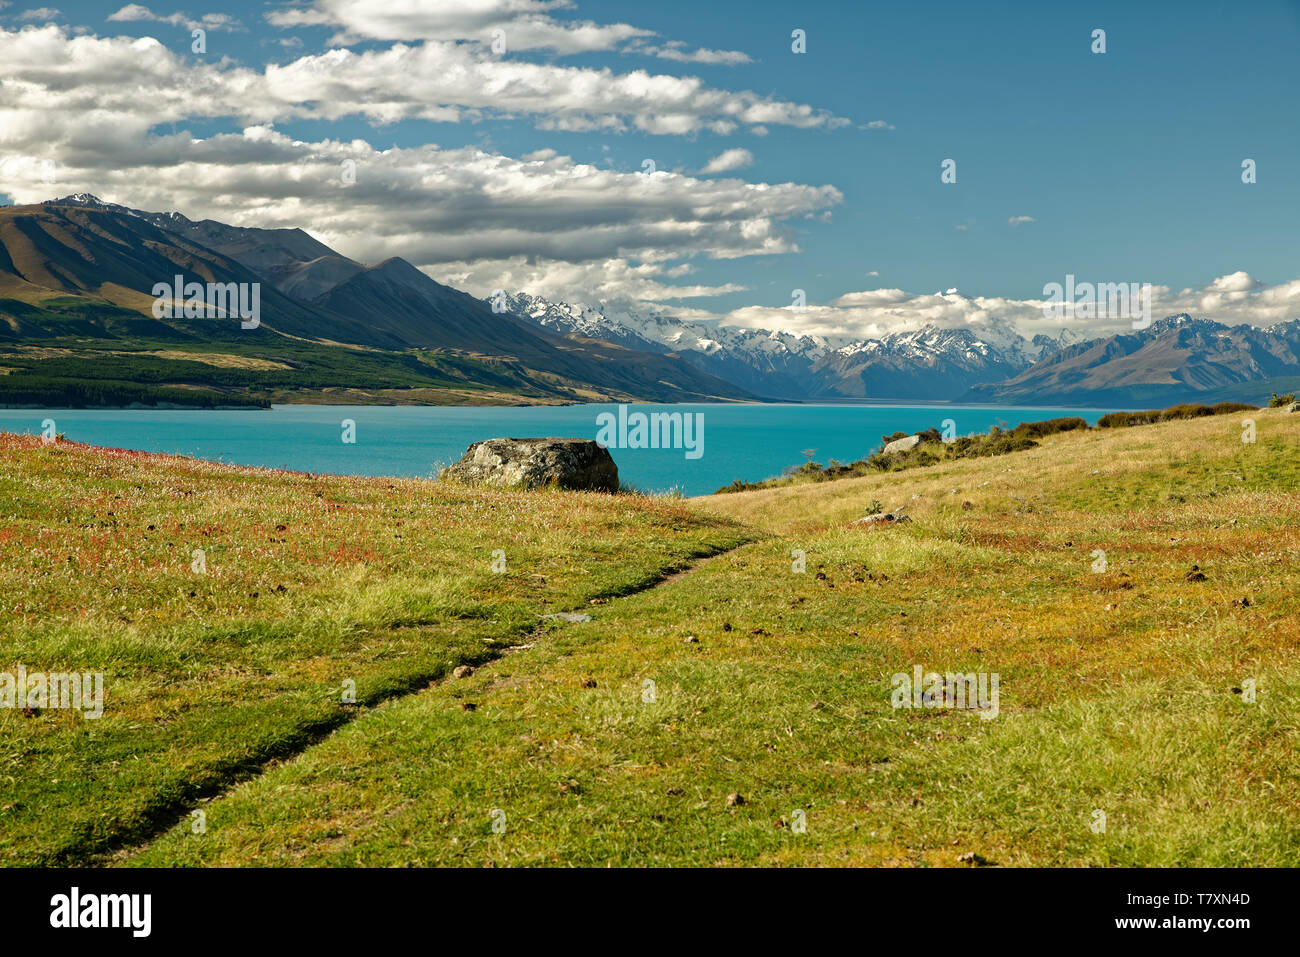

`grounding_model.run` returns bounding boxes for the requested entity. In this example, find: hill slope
[4,408,1298,866]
